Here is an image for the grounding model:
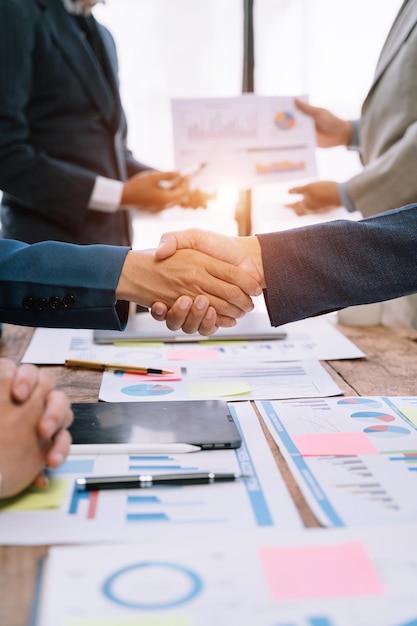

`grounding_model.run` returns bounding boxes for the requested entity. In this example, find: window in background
[95,0,242,247]
[94,0,404,242]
